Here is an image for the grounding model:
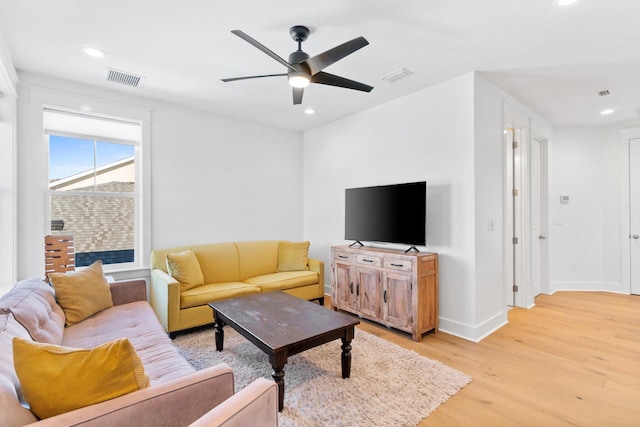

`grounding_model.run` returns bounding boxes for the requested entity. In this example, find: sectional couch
[0,277,278,426]
[150,240,325,337]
